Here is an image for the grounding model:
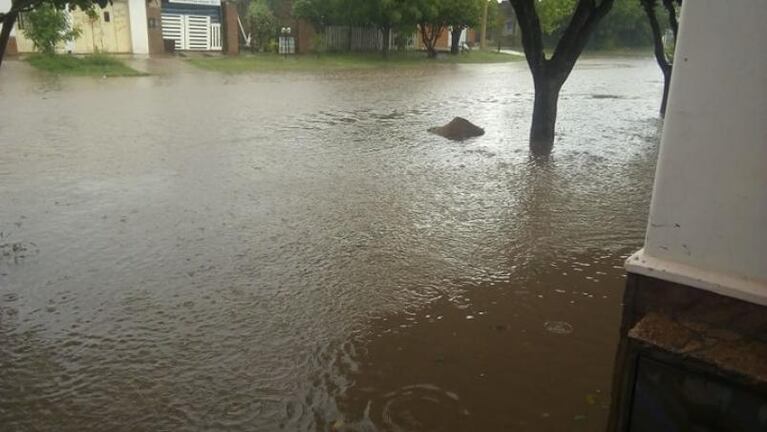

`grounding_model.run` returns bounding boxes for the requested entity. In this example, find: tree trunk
[382,25,390,58]
[0,11,19,70]
[450,27,462,55]
[660,66,671,117]
[530,76,562,156]
[420,24,440,59]
[510,0,615,156]
[480,0,488,50]
[641,0,673,117]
